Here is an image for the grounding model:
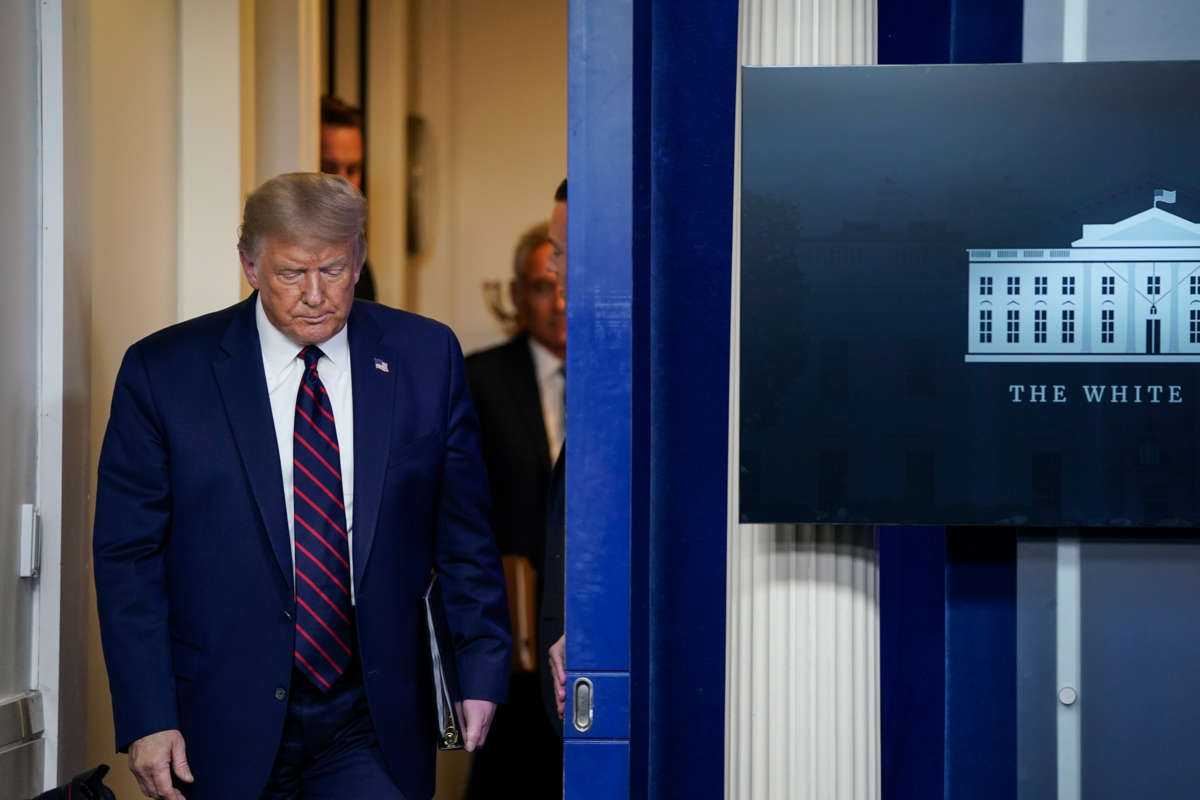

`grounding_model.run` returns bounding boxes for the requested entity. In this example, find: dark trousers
[465,672,563,799]
[260,658,408,799]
